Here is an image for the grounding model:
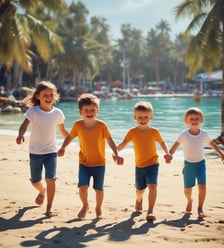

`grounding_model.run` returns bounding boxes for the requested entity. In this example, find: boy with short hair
[58,93,123,219]
[117,101,170,221]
